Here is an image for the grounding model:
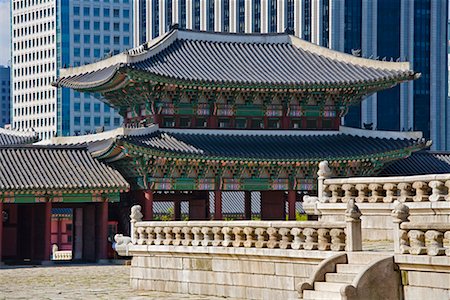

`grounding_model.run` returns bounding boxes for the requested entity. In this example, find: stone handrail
[127,202,362,252]
[52,250,72,261]
[392,202,450,256]
[318,161,450,203]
